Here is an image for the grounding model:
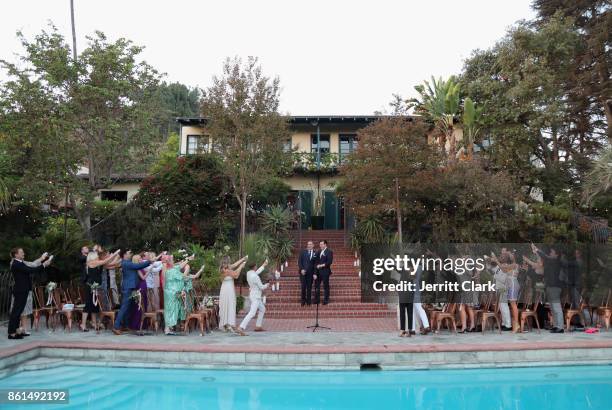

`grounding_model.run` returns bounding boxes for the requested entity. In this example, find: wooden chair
[519,292,541,333]
[596,289,611,331]
[50,288,73,332]
[183,290,209,336]
[564,292,587,331]
[140,288,161,333]
[435,303,458,334]
[478,292,502,334]
[32,286,54,330]
[97,289,117,330]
